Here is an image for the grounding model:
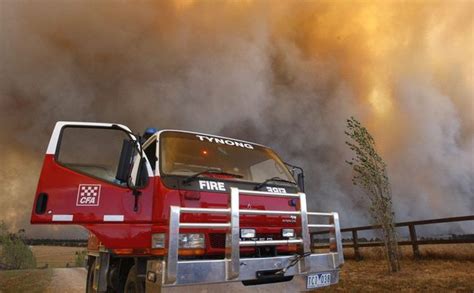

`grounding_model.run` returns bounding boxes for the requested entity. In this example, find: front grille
[210,233,226,248]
